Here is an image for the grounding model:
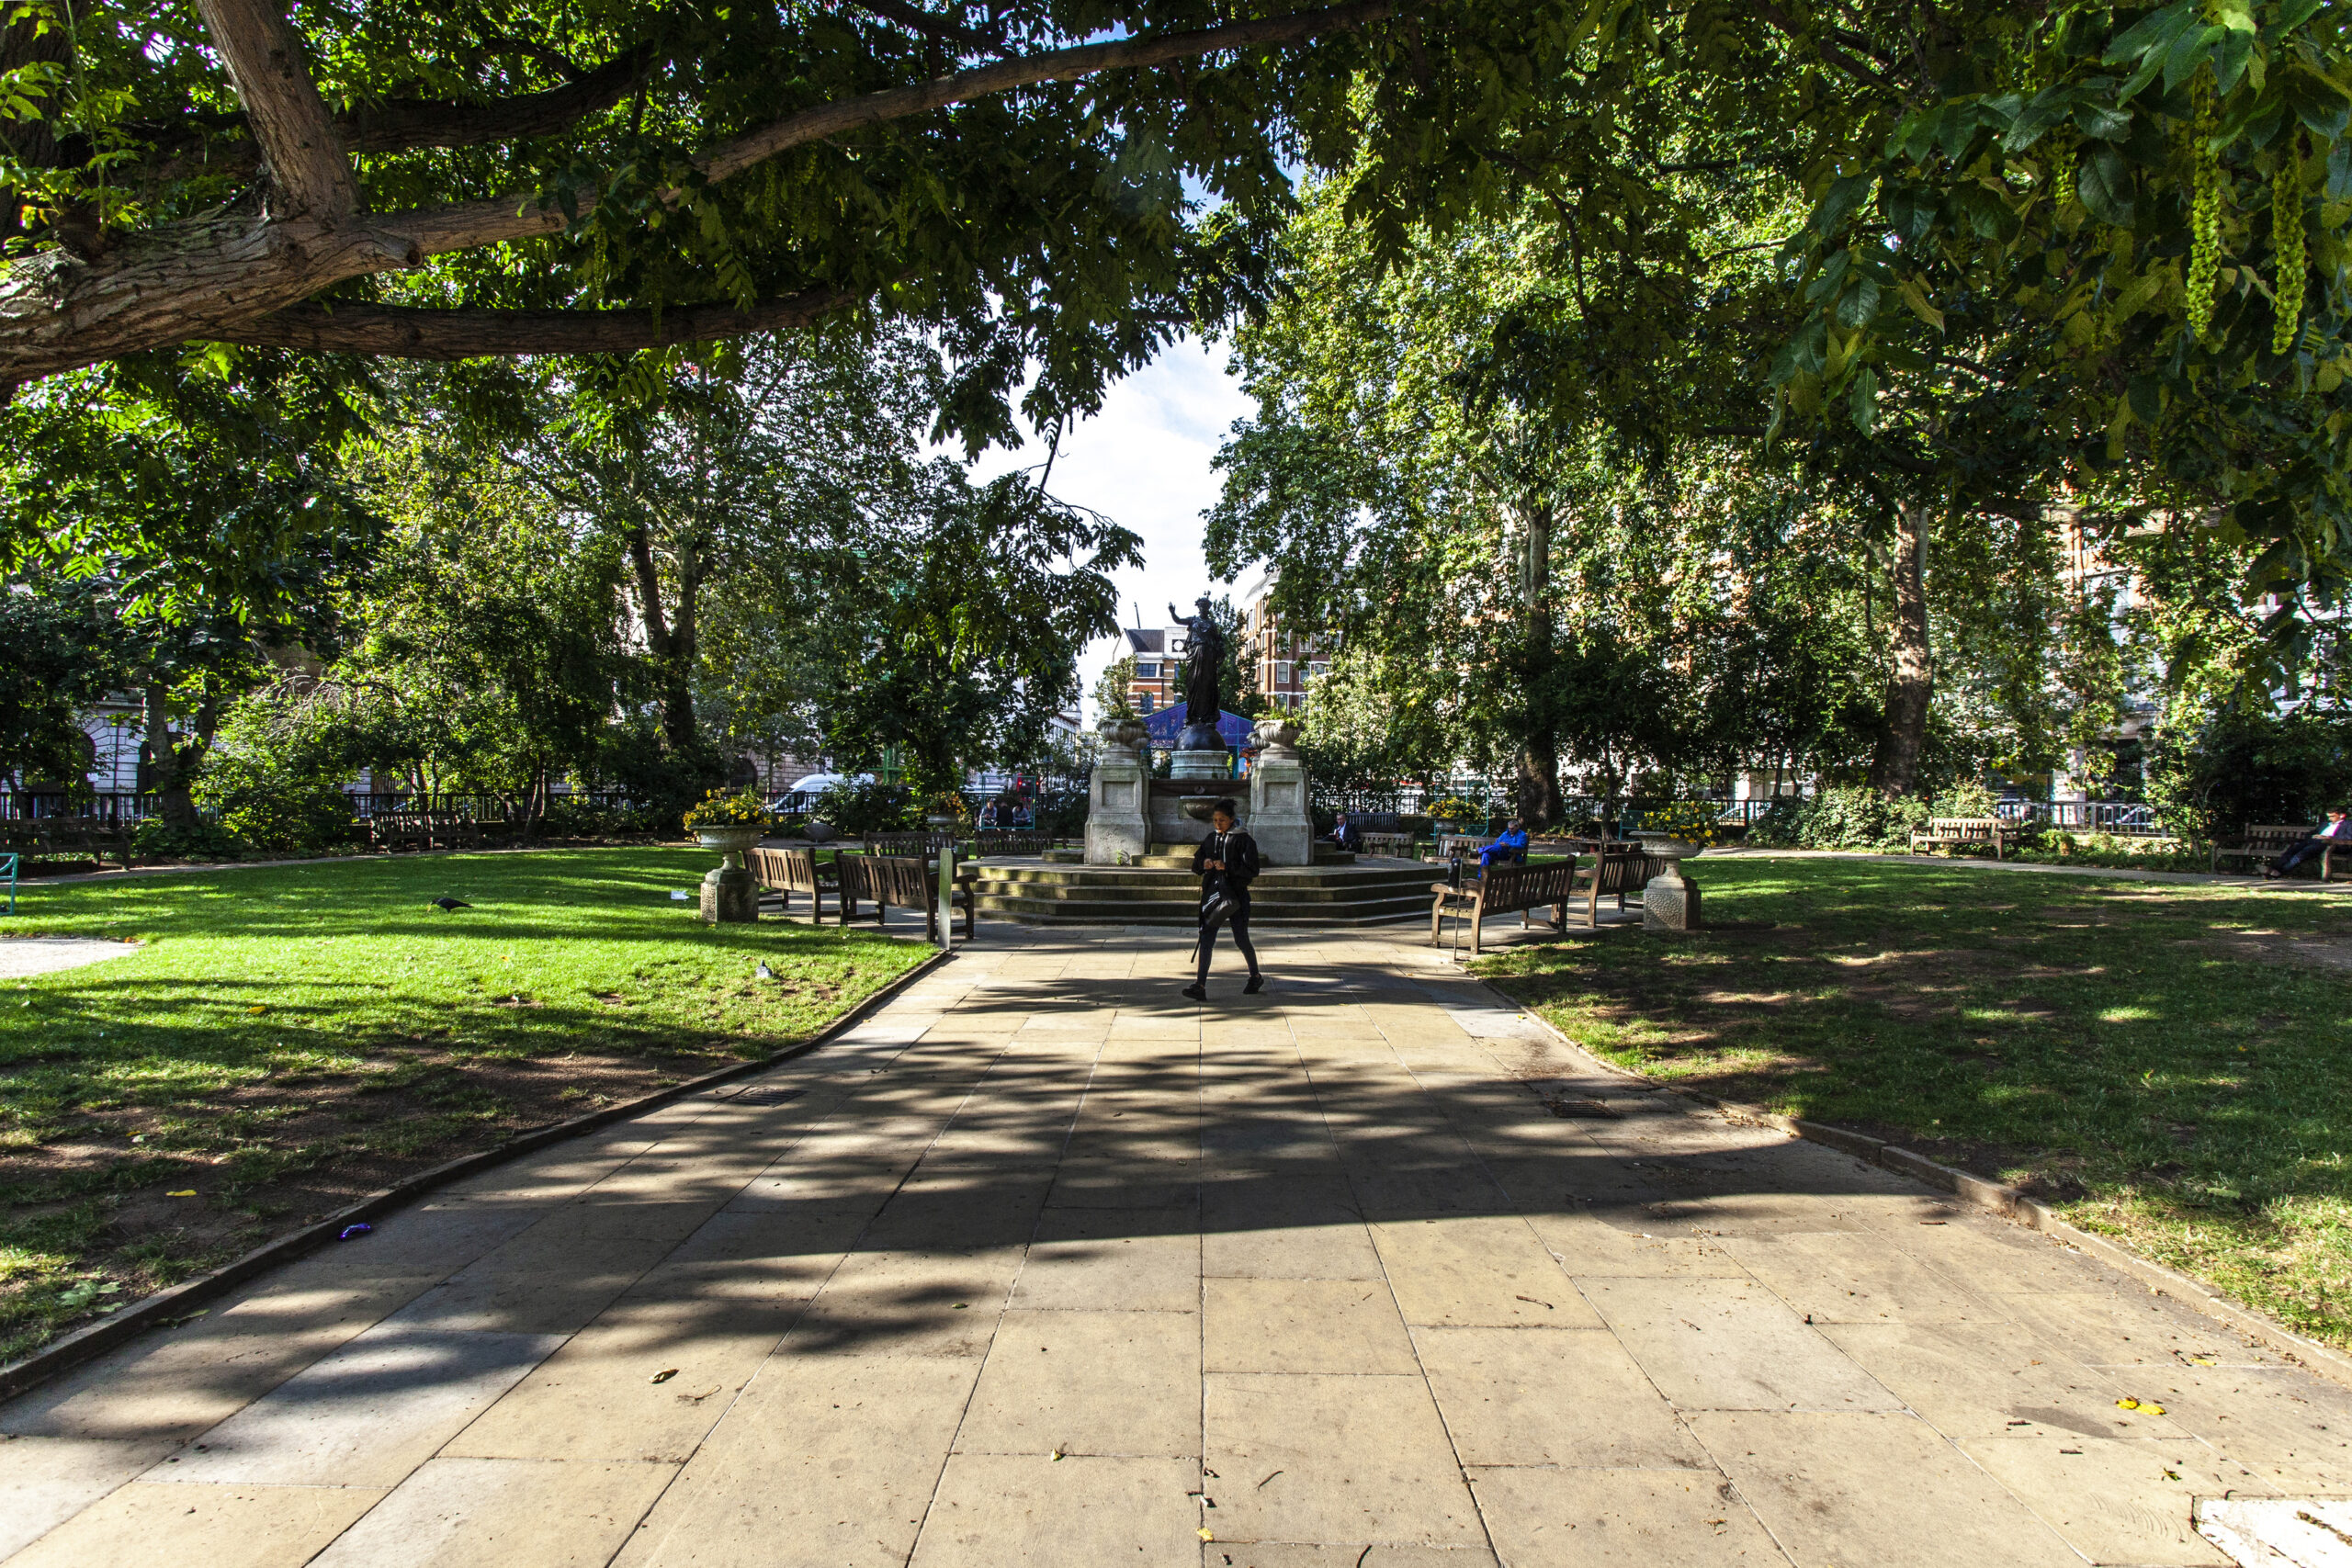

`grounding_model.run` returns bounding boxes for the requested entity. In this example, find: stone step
[973,866,1432,894]
[972,891,1431,927]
